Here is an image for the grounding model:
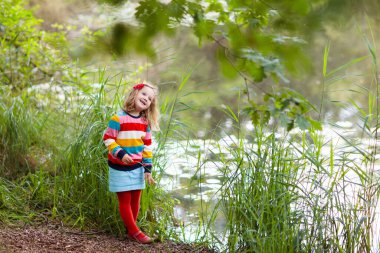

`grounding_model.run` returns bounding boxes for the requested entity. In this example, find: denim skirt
[108,166,145,192]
